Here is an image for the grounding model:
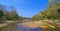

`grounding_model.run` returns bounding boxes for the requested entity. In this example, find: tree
[5,6,19,20]
[0,10,4,18]
[32,0,60,20]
